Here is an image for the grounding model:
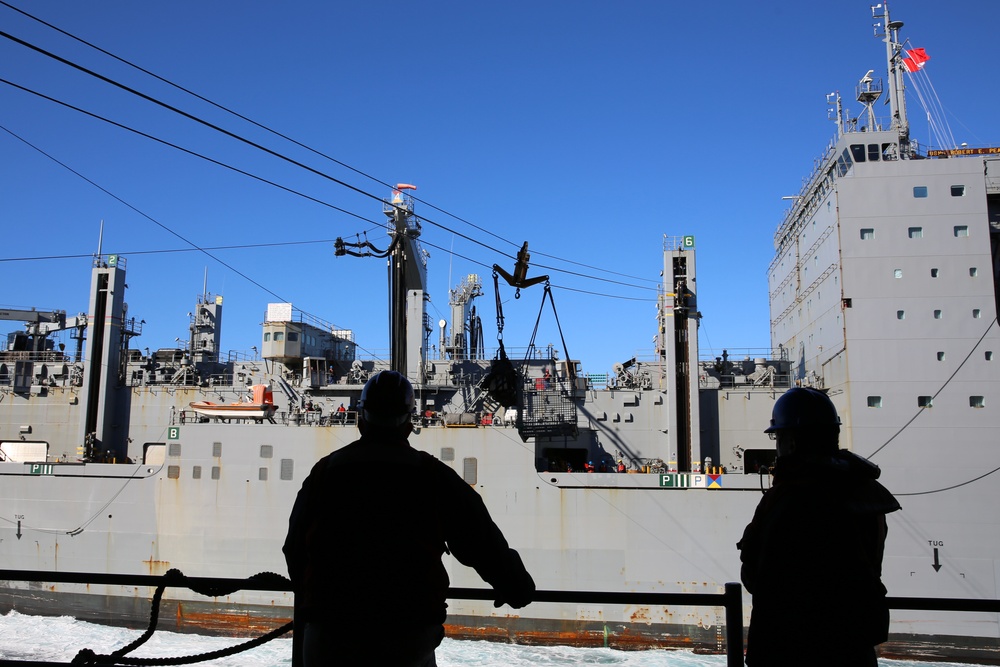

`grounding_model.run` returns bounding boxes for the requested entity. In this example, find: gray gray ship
[2,4,1000,663]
